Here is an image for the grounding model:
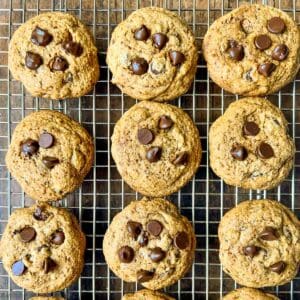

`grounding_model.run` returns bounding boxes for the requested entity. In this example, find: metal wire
[0,0,299,299]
